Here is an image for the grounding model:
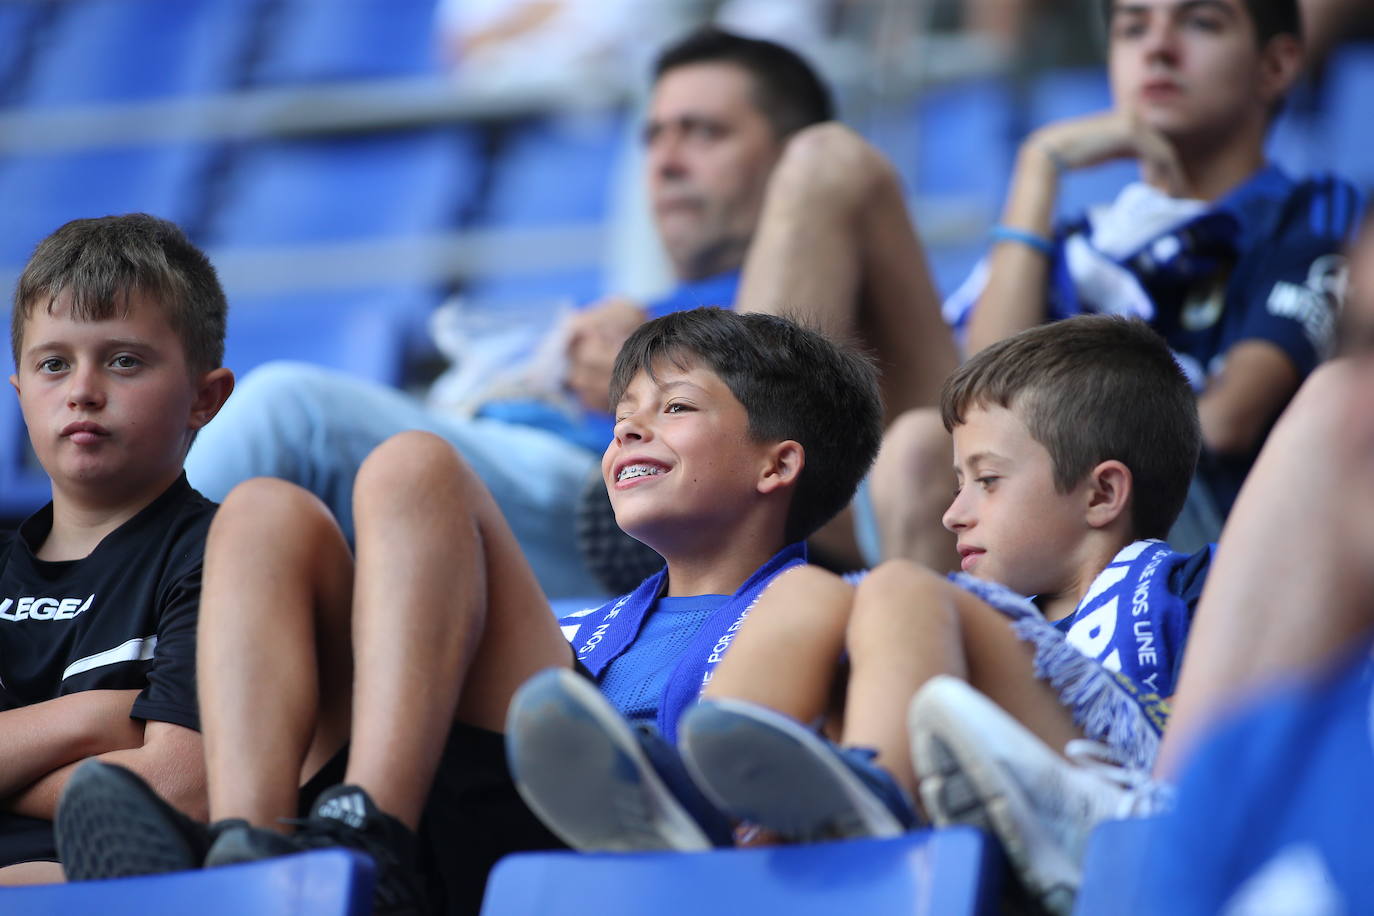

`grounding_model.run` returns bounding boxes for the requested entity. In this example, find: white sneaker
[908,677,1157,916]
